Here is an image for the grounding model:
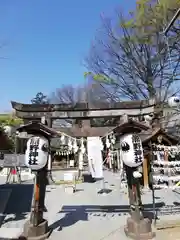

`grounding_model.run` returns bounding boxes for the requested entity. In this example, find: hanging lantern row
[58,132,107,154]
[55,150,73,156]
[59,134,87,154]
[58,134,79,153]
[59,131,116,153]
